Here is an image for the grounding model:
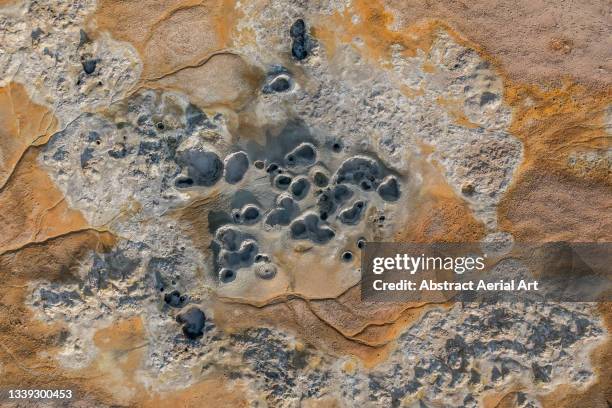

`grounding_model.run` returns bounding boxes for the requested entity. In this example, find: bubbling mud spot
[377,175,401,201]
[177,149,223,187]
[224,151,250,184]
[289,176,310,200]
[176,306,206,339]
[339,200,367,225]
